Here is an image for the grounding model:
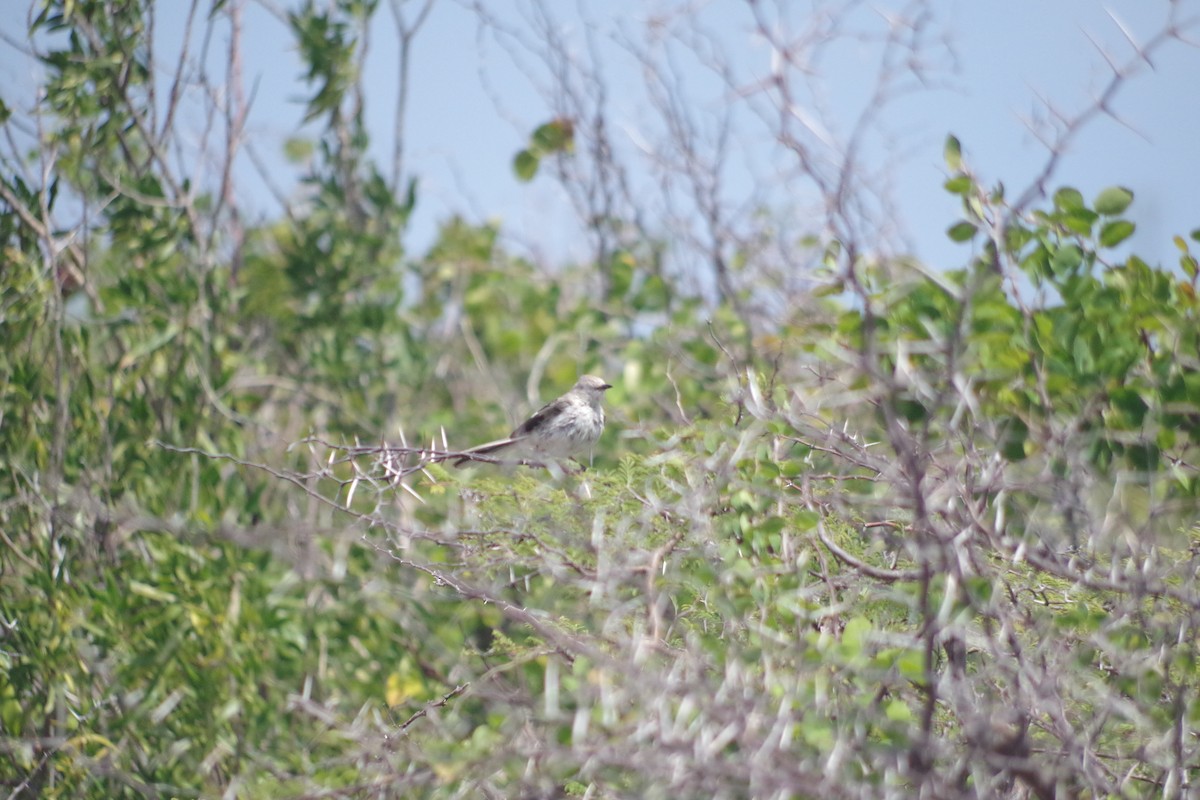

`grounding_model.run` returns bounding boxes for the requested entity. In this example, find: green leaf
[896,649,925,682]
[512,149,539,182]
[1094,186,1134,215]
[943,135,962,171]
[943,175,971,195]
[947,221,977,243]
[1072,332,1095,373]
[129,581,178,603]
[1000,416,1029,461]
[1109,387,1148,427]
[886,699,914,722]
[793,510,819,531]
[1062,208,1097,236]
[1182,255,1198,280]
[1053,187,1084,212]
[841,617,872,655]
[1127,442,1159,472]
[1050,244,1084,275]
[283,137,314,163]
[531,119,574,154]
[1099,220,1135,248]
